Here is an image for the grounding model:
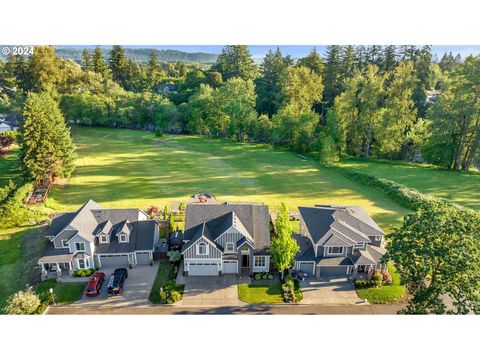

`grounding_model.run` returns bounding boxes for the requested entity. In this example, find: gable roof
[184,202,270,252]
[45,200,157,253]
[299,205,384,246]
